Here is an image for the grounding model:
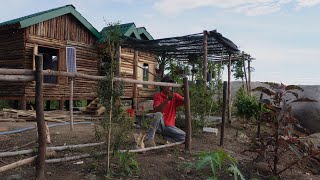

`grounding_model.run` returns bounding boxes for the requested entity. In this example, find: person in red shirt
[145,76,186,147]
